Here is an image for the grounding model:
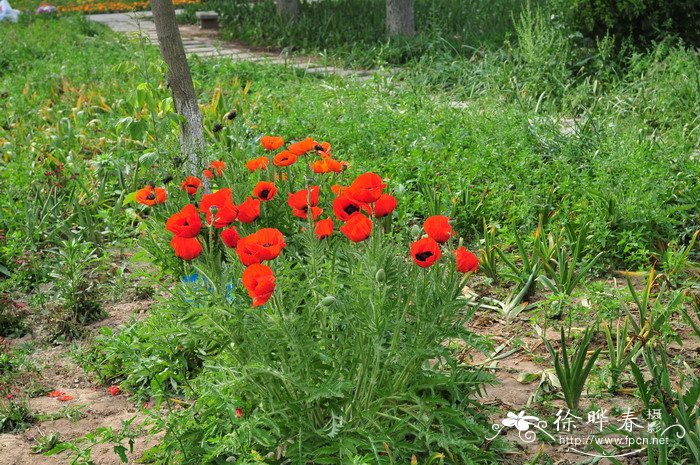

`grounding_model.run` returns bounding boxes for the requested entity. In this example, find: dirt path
[0,301,158,465]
